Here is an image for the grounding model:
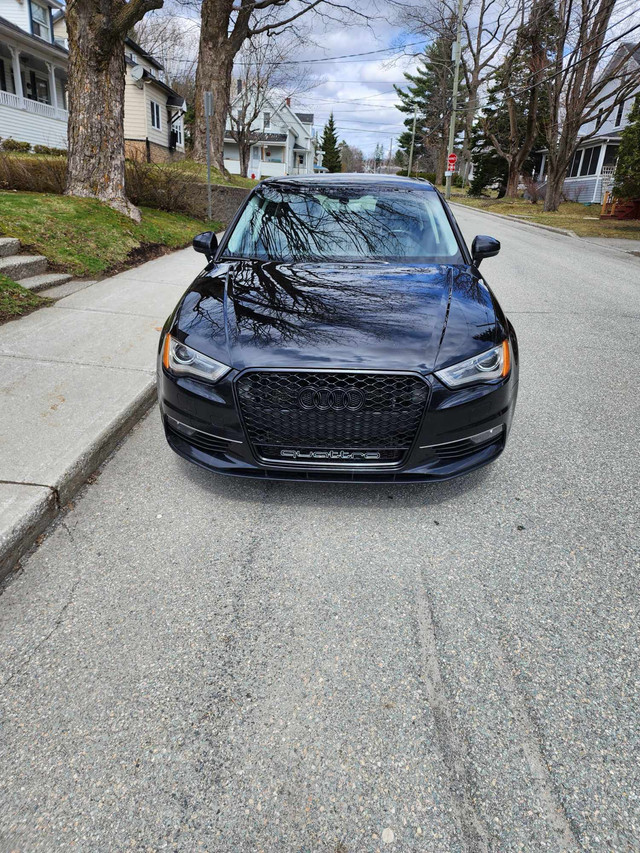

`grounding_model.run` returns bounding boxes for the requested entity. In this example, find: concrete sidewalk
[0,247,205,579]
